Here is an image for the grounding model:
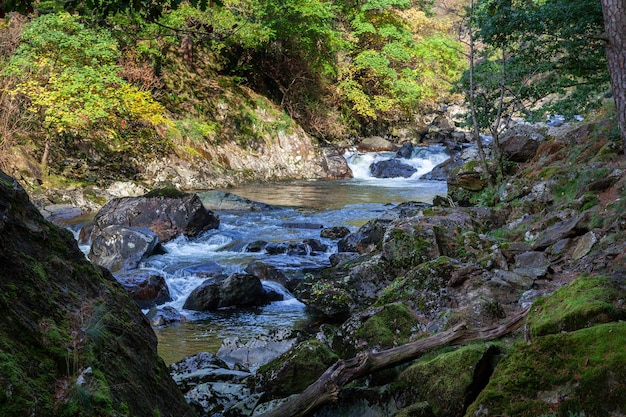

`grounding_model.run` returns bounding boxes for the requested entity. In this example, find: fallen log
[256,306,530,417]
